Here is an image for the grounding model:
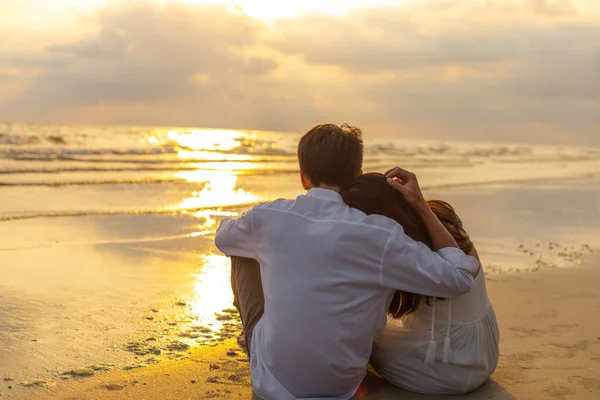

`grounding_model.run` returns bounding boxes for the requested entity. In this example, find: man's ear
[300,170,311,191]
[356,169,363,177]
